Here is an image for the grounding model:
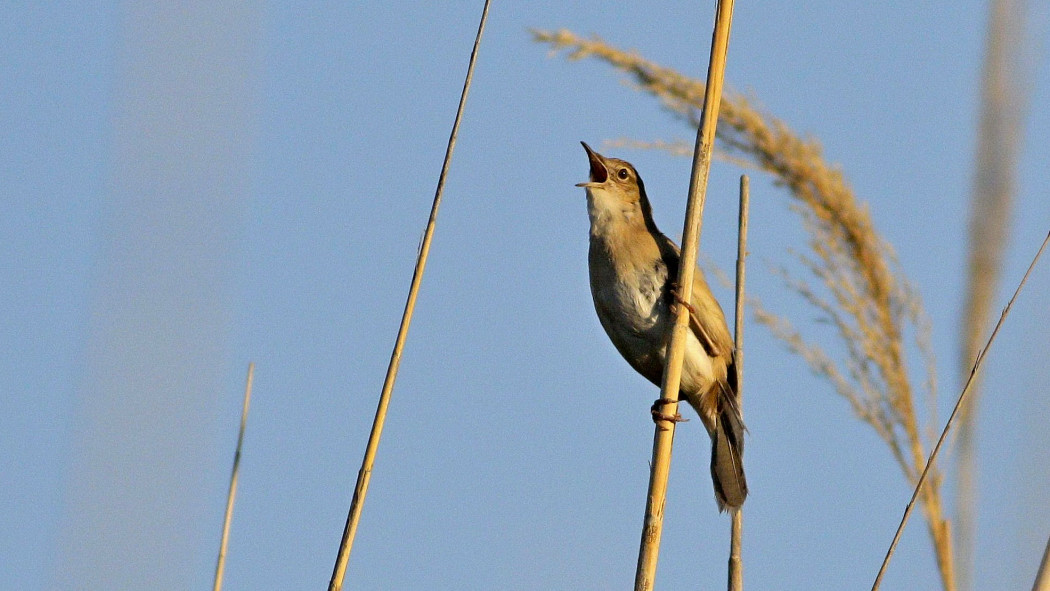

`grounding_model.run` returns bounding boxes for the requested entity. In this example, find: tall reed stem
[727,175,749,591]
[326,3,492,589]
[213,362,255,591]
[957,3,1031,587]
[634,1,735,588]
[1032,535,1050,591]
